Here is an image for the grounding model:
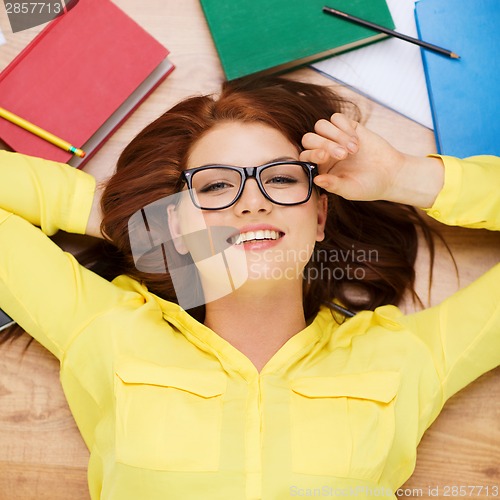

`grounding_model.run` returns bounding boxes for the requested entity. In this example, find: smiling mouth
[229,229,284,245]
